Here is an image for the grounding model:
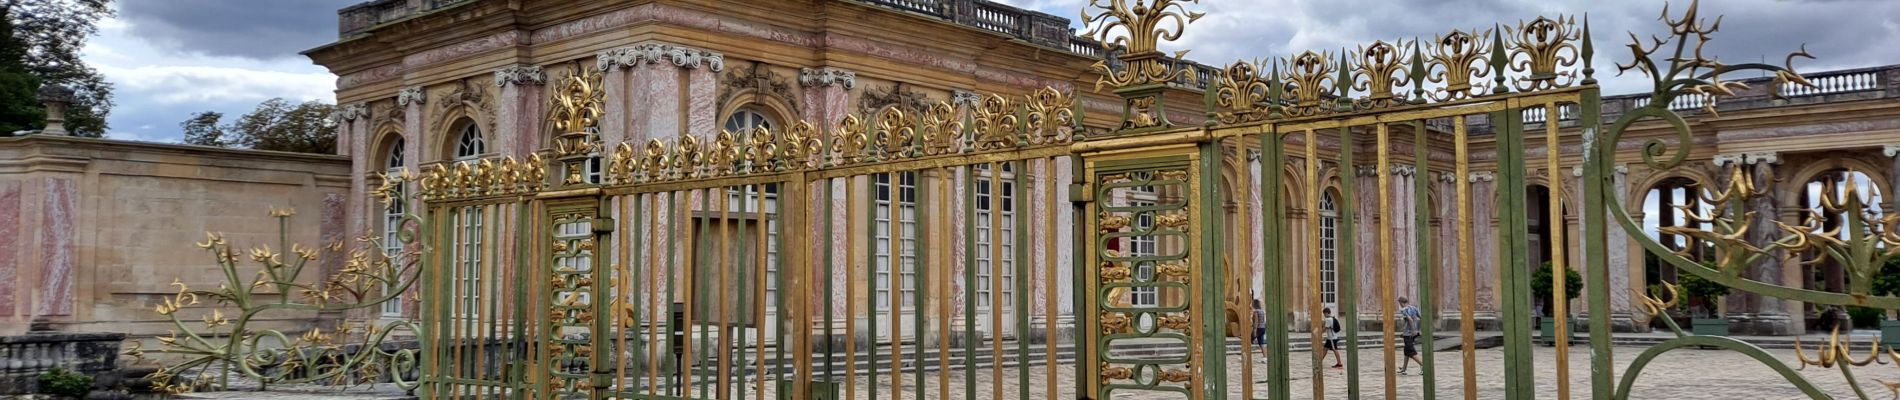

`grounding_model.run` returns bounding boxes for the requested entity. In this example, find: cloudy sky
[83,0,1899,142]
